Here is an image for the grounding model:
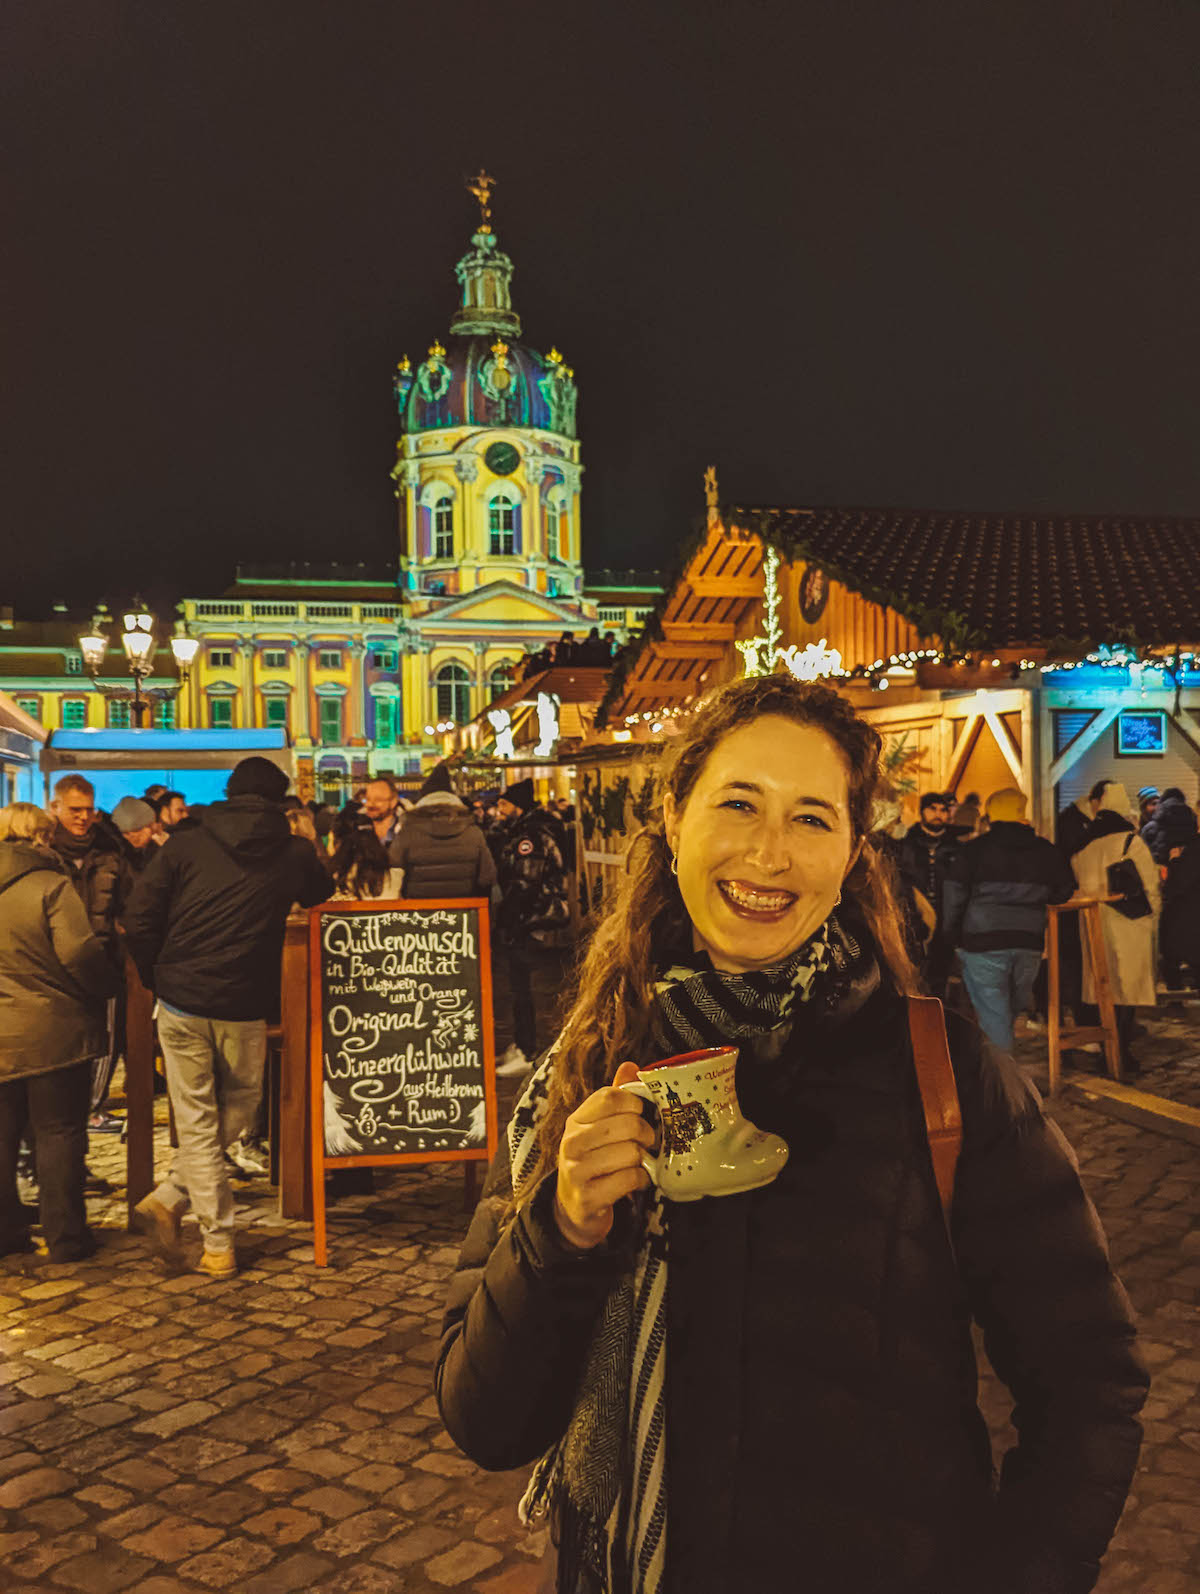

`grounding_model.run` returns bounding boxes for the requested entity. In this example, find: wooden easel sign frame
[308,898,497,1266]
